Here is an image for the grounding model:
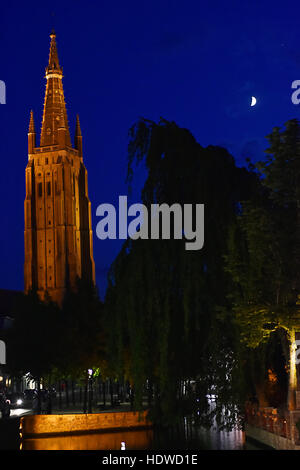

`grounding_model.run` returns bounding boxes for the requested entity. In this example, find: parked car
[0,392,10,418]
